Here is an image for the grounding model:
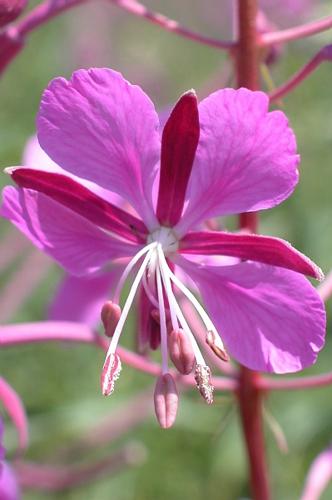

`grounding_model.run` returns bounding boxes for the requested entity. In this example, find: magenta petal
[49,268,123,327]
[1,187,139,276]
[23,135,126,207]
[37,68,160,228]
[0,462,20,500]
[177,257,326,373]
[0,377,28,452]
[8,168,147,243]
[176,88,299,234]
[156,91,200,226]
[180,231,323,280]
